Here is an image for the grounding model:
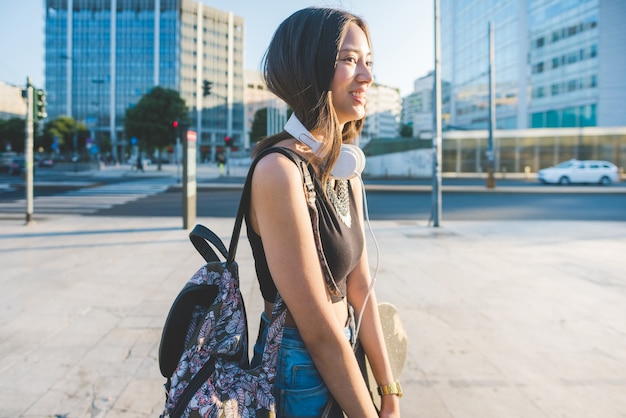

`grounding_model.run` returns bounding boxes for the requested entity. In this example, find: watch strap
[377,381,403,397]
